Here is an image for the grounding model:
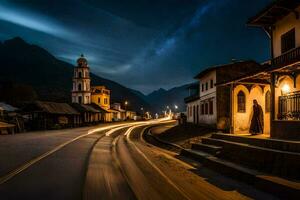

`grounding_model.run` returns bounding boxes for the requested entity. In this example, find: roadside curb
[145,129,184,152]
